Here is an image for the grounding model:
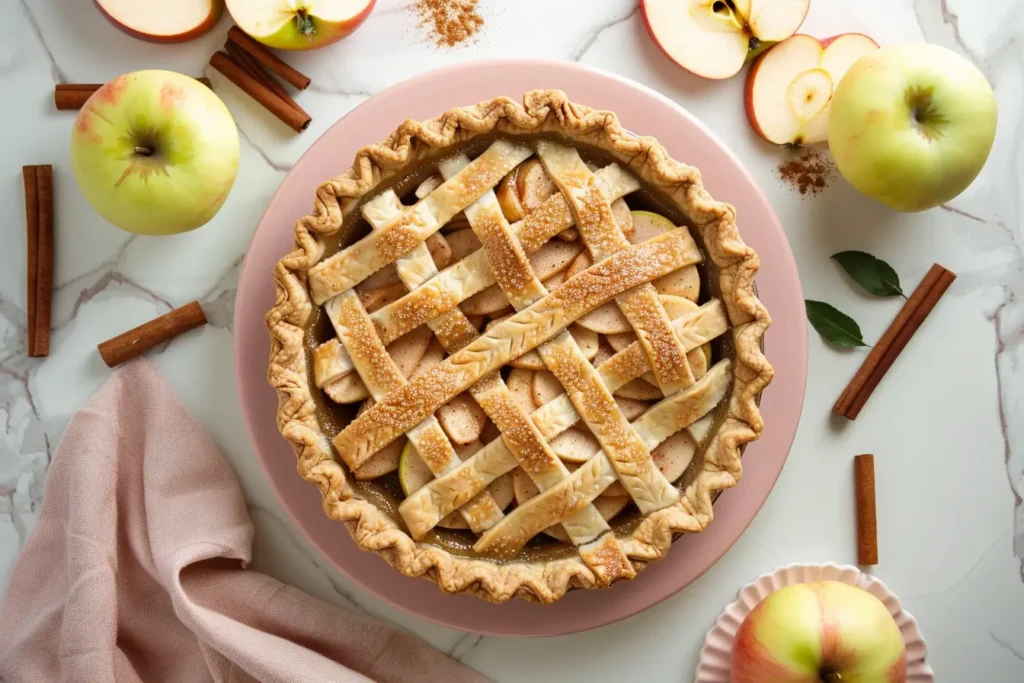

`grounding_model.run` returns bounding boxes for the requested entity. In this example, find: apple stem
[822,670,844,682]
[295,9,315,36]
[134,146,153,157]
